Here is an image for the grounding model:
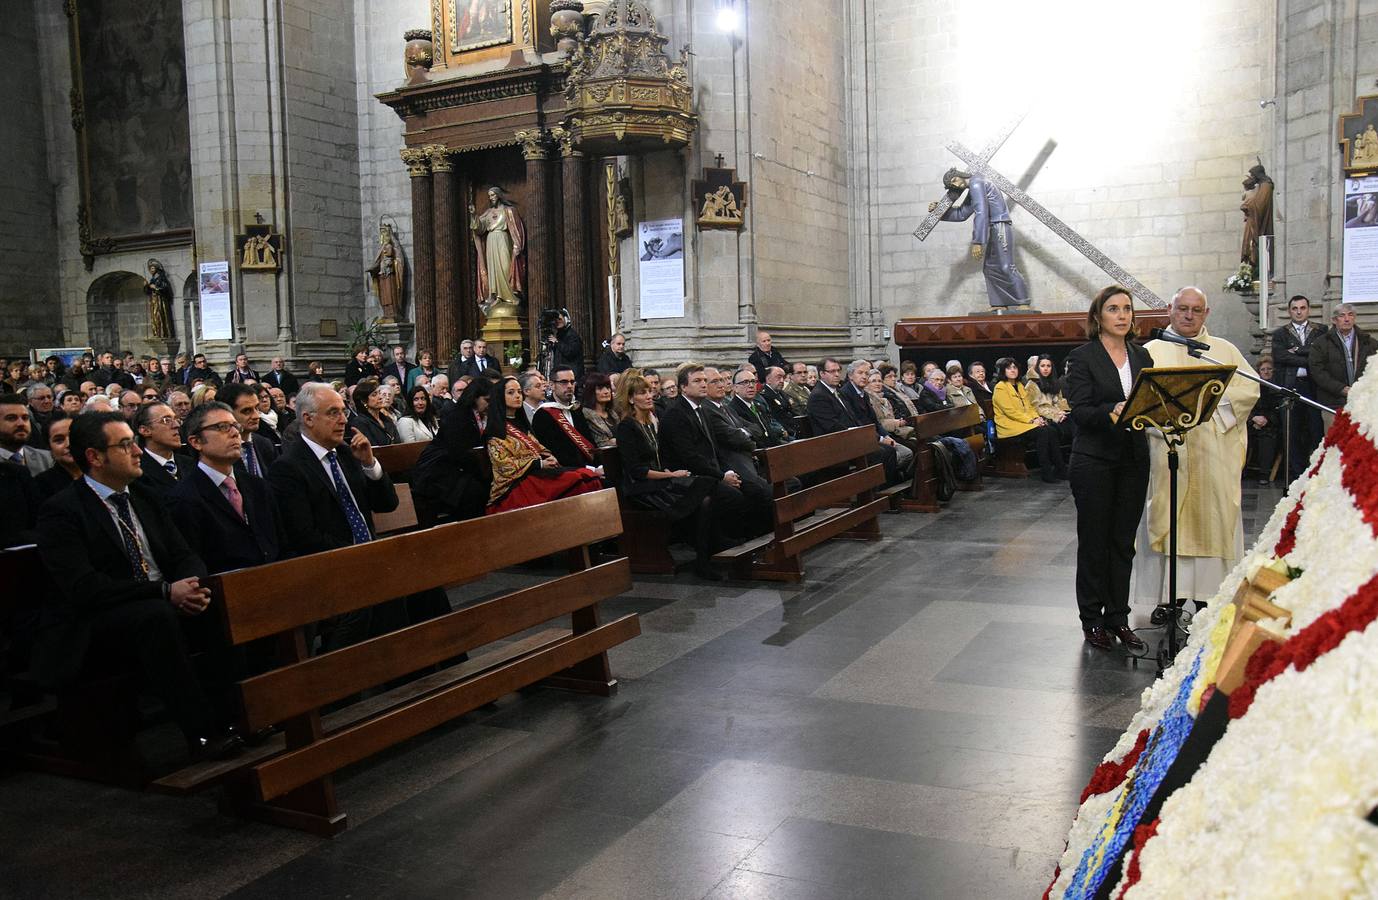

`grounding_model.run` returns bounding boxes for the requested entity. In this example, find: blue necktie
[164,460,177,477]
[108,493,150,581]
[326,451,372,545]
[243,442,260,478]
